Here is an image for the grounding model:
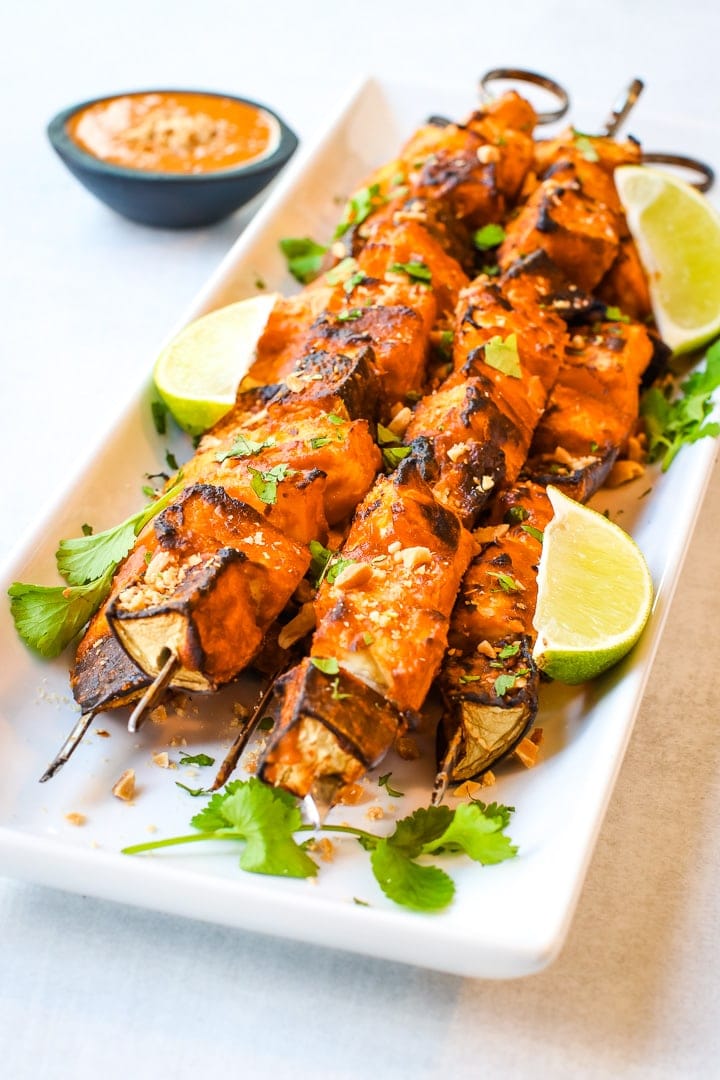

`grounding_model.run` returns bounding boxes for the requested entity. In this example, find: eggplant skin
[258,658,401,798]
[71,633,150,714]
[438,637,538,781]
